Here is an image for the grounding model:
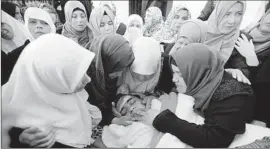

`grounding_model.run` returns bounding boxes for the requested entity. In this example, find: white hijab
[2,33,95,148]
[24,7,56,40]
[131,37,162,75]
[124,14,144,46]
[1,11,33,53]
